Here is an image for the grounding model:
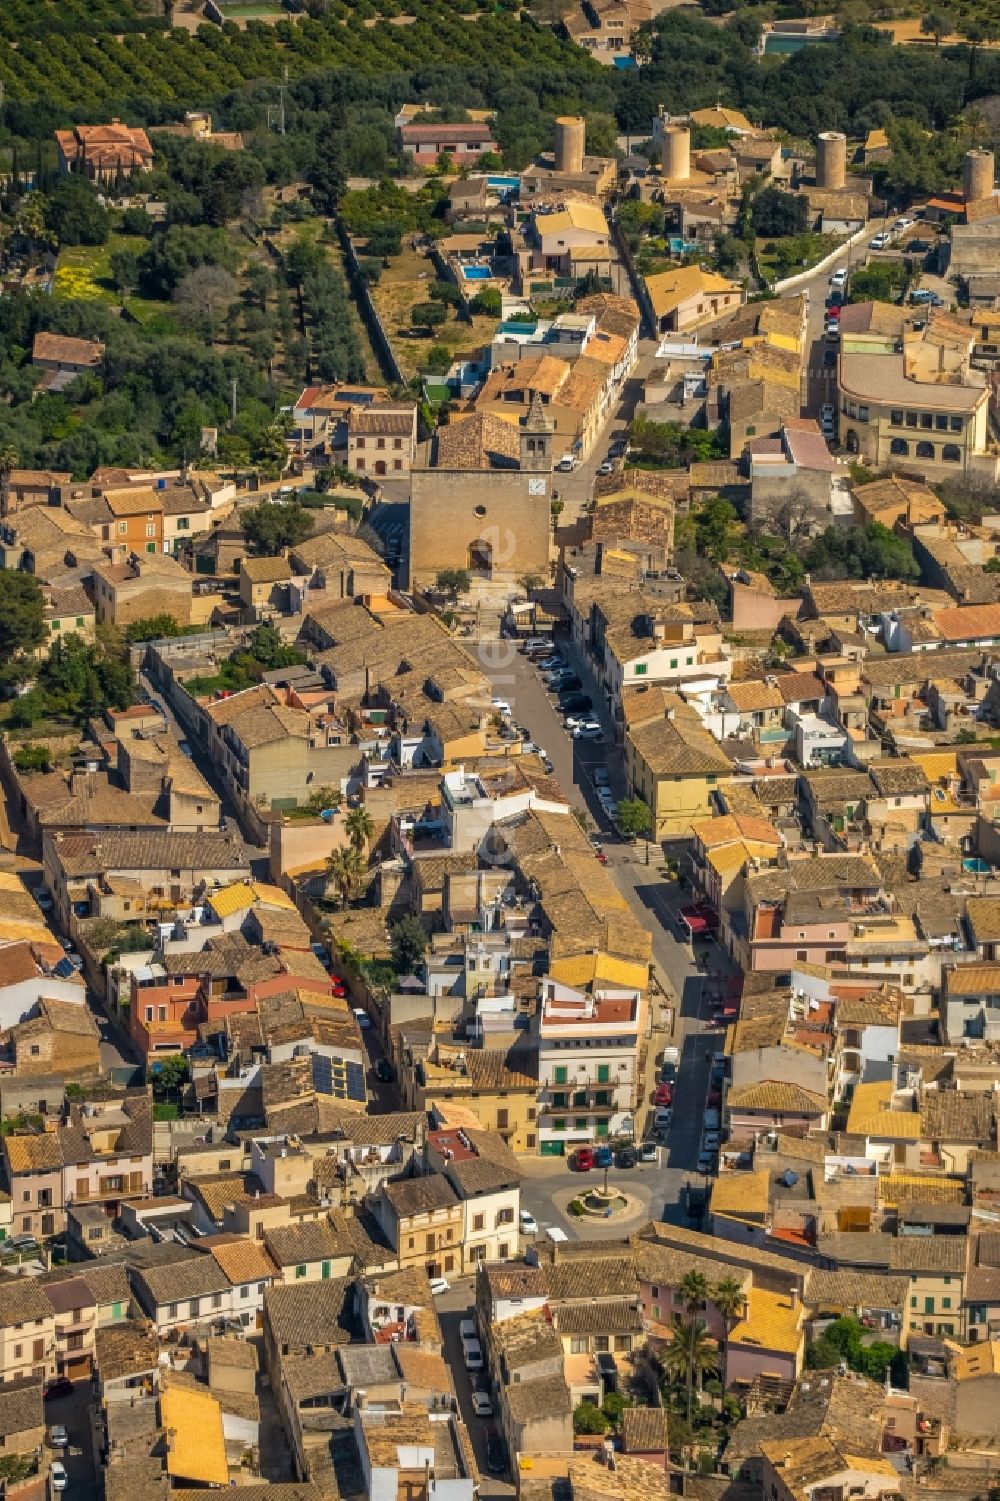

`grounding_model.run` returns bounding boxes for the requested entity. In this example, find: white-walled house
[535,980,642,1155]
